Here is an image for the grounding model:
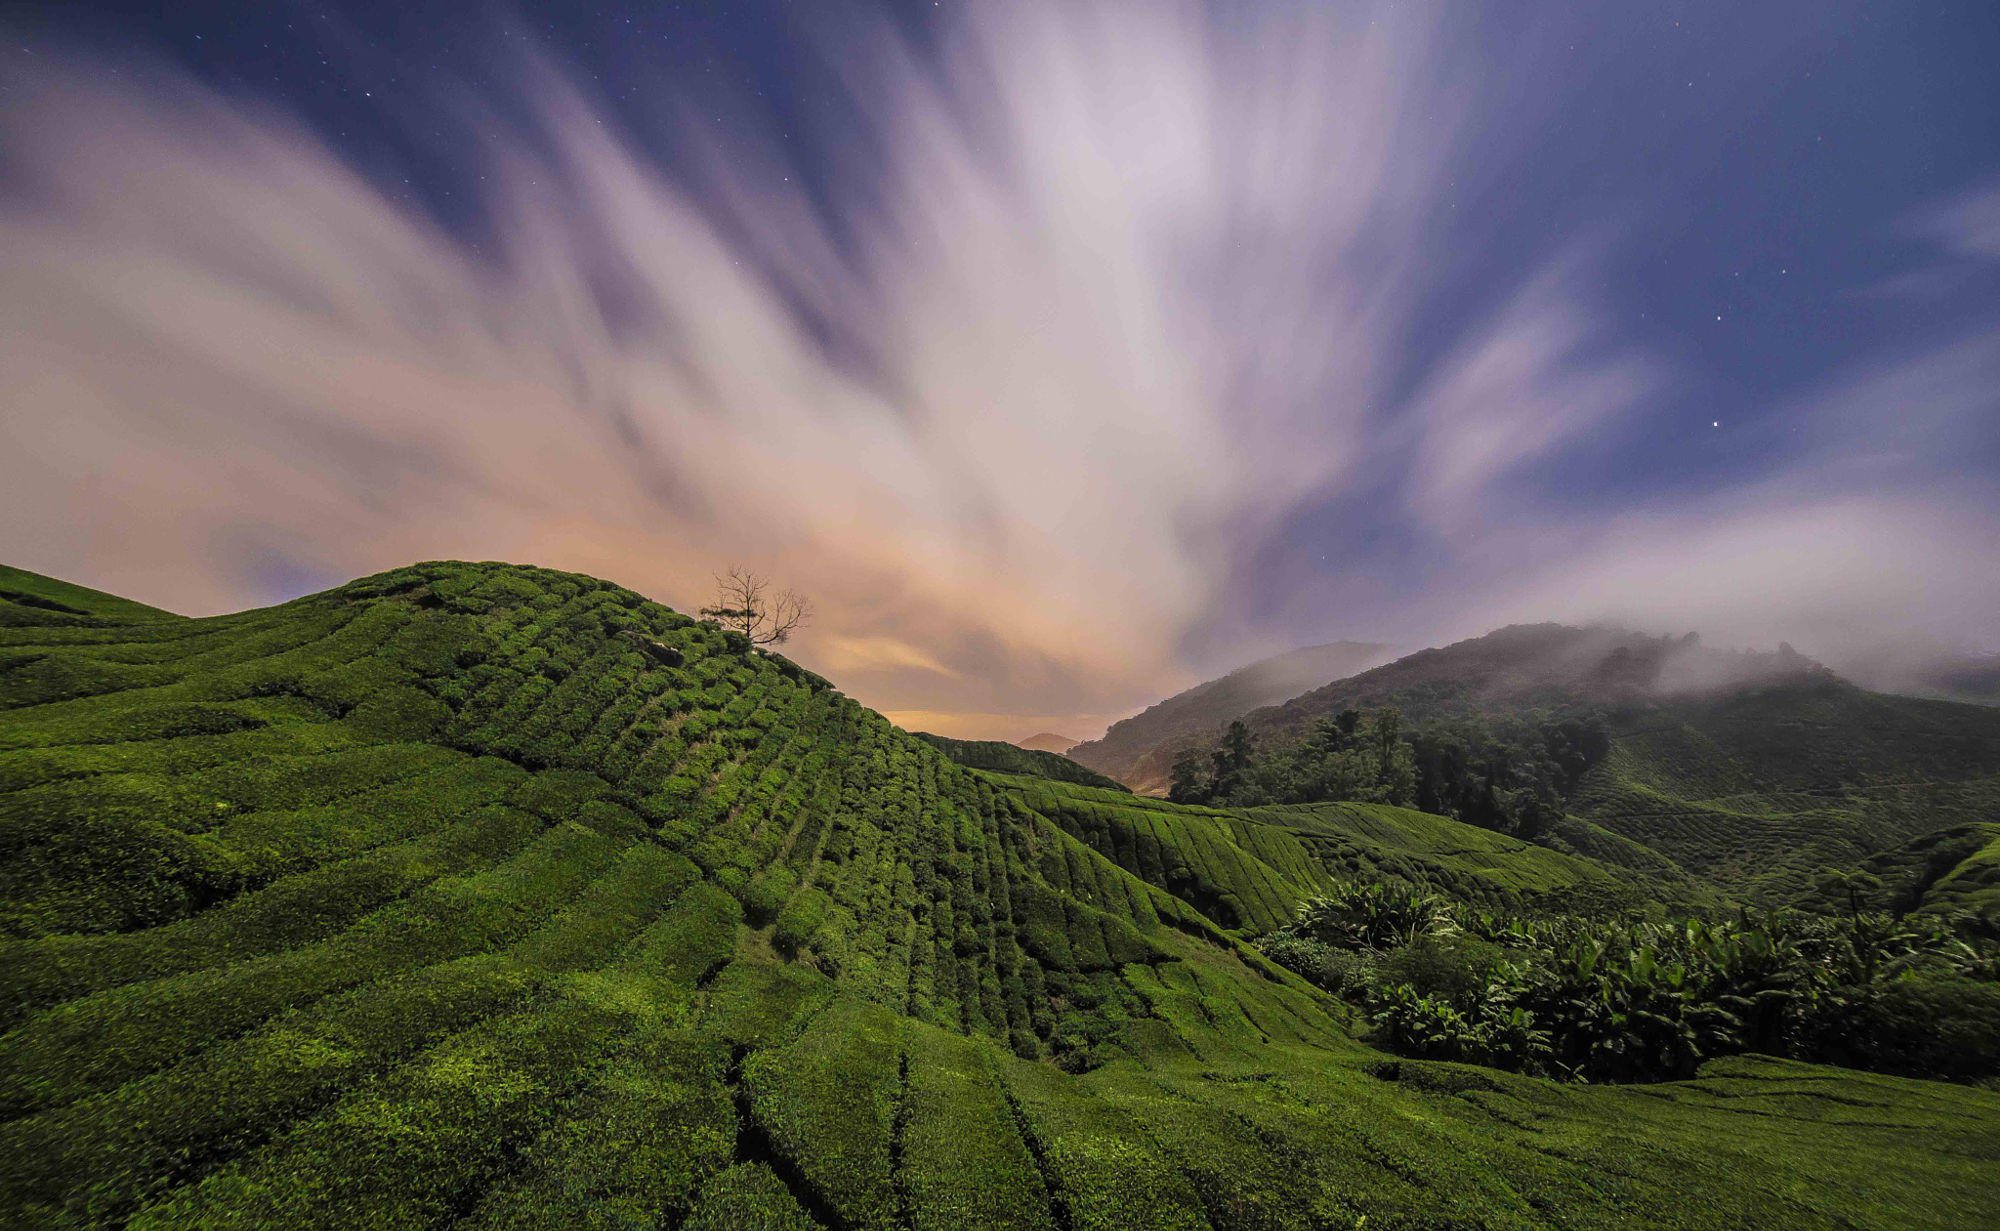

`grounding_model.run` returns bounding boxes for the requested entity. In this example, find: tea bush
[5,561,1998,1230]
